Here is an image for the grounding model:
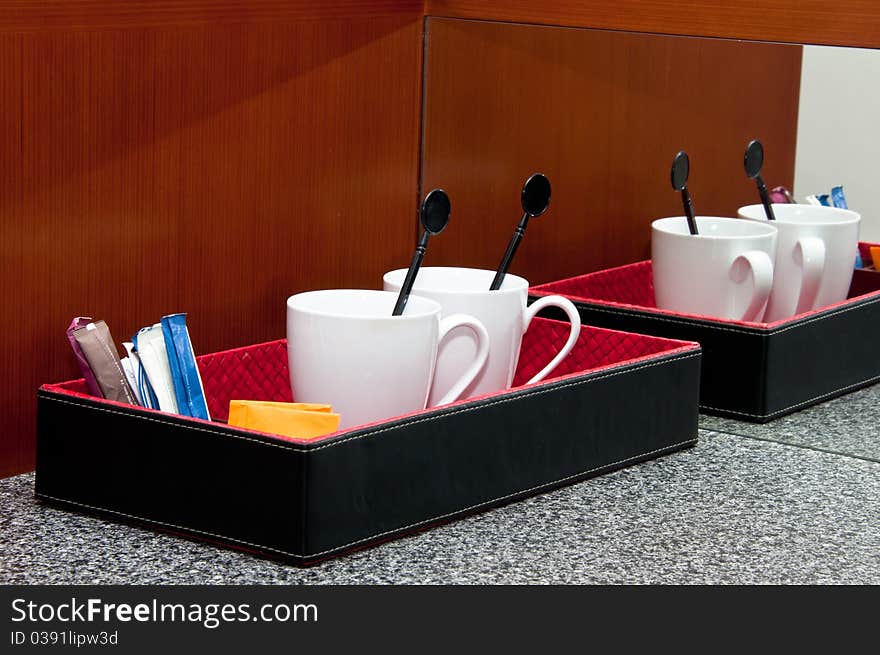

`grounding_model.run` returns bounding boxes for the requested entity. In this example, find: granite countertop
[2,385,879,585]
